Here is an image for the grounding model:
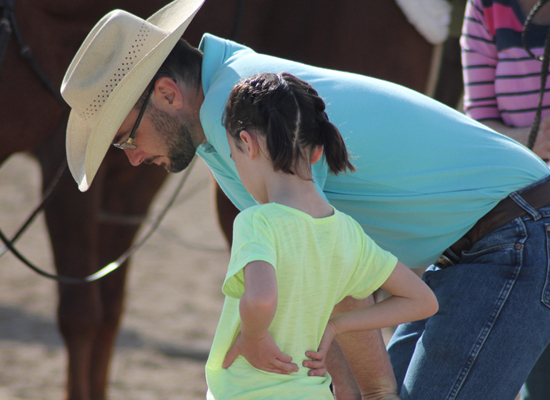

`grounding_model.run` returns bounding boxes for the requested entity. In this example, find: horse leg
[41,167,105,400]
[87,261,128,400]
[86,151,168,400]
[31,118,164,399]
